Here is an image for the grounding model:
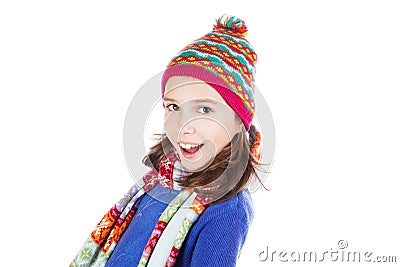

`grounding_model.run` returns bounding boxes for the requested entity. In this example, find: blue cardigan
[105,183,255,266]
